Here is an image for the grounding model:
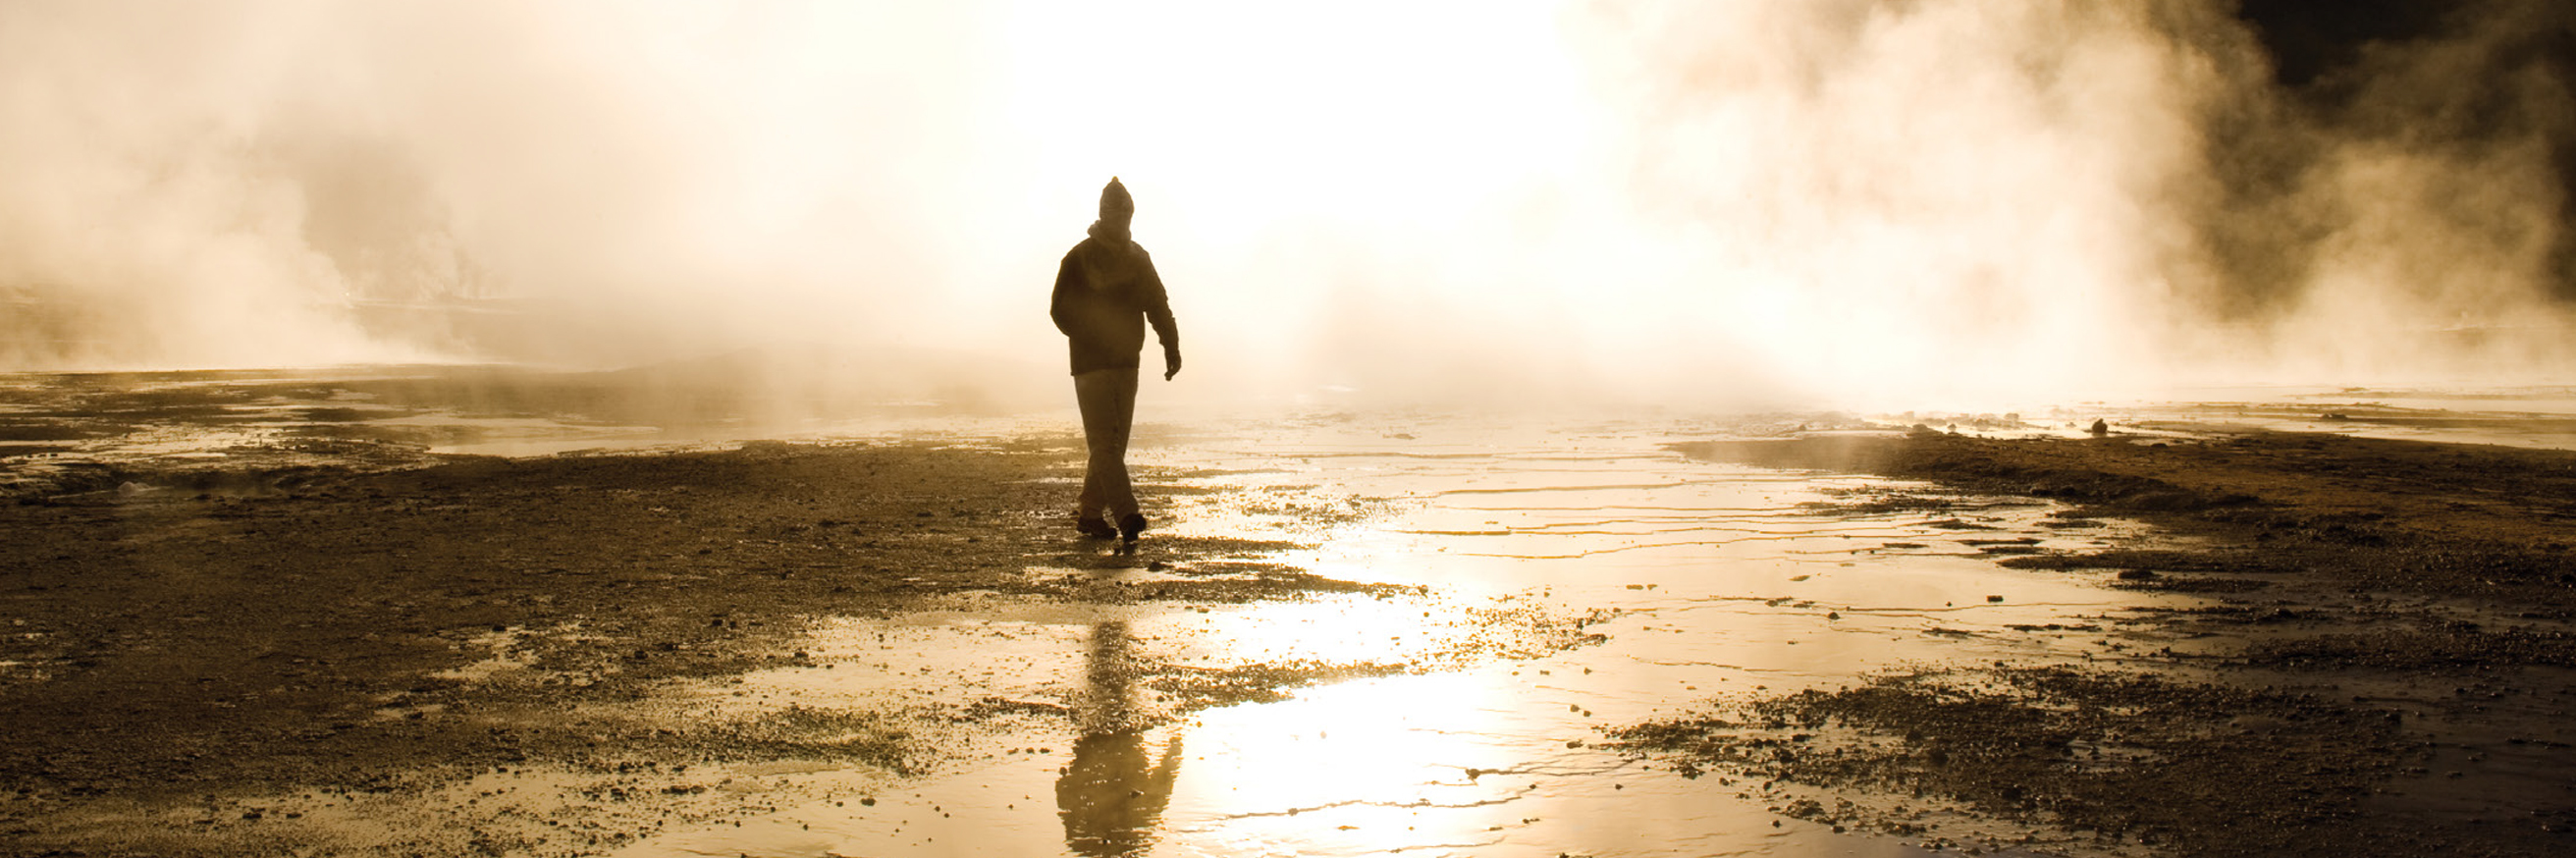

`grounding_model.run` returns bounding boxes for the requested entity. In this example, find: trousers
[1073,367,1140,520]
